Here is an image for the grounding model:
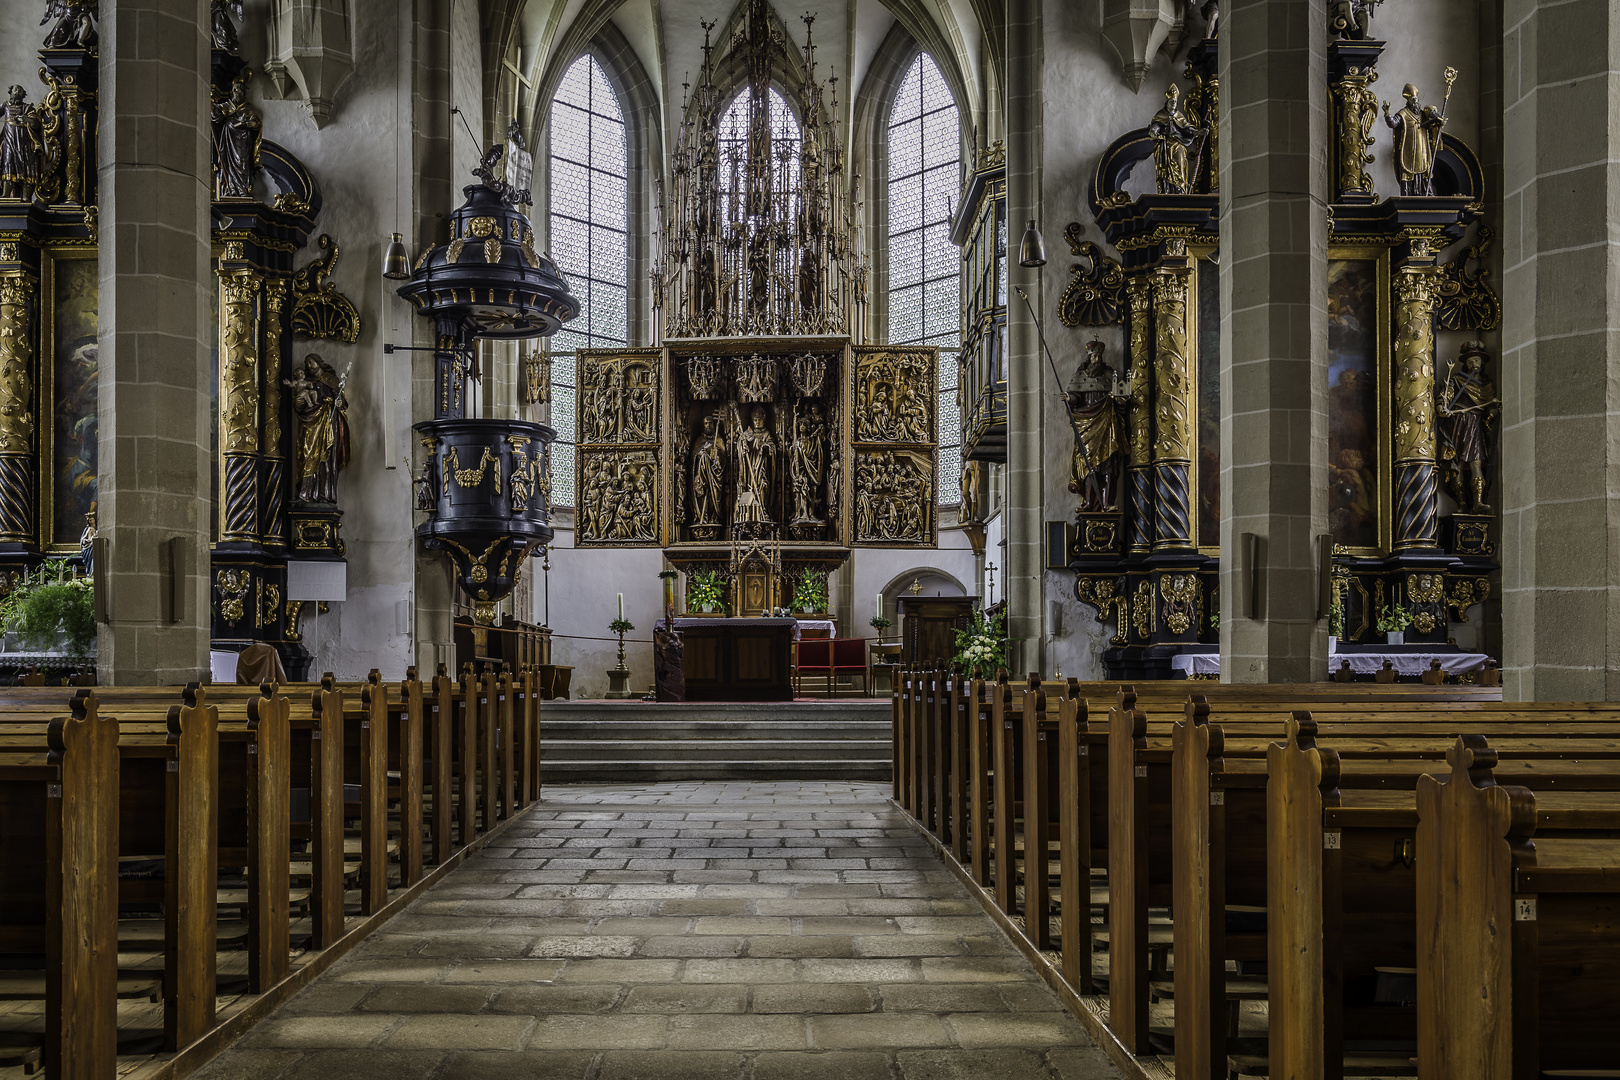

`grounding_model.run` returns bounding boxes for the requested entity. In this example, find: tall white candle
[617,592,624,621]
[876,592,884,620]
